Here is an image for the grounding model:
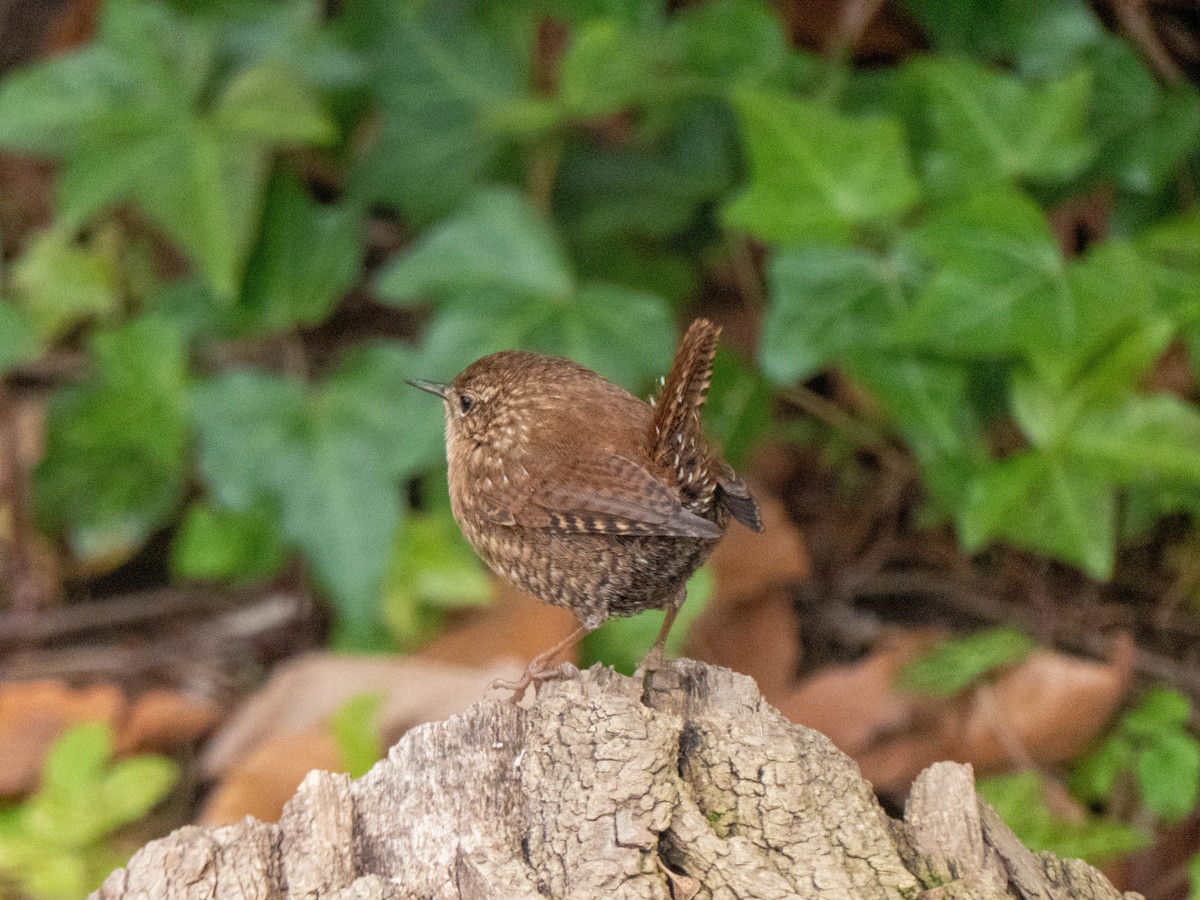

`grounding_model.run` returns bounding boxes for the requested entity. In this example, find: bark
[94,661,1141,900]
